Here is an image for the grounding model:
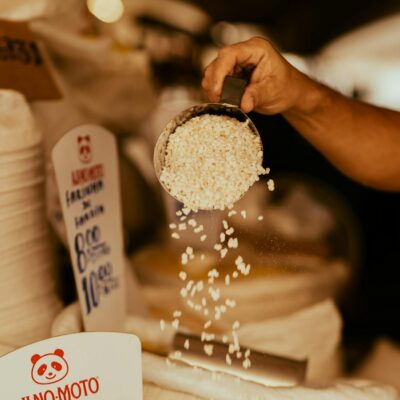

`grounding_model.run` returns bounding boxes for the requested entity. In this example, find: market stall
[1,0,399,398]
